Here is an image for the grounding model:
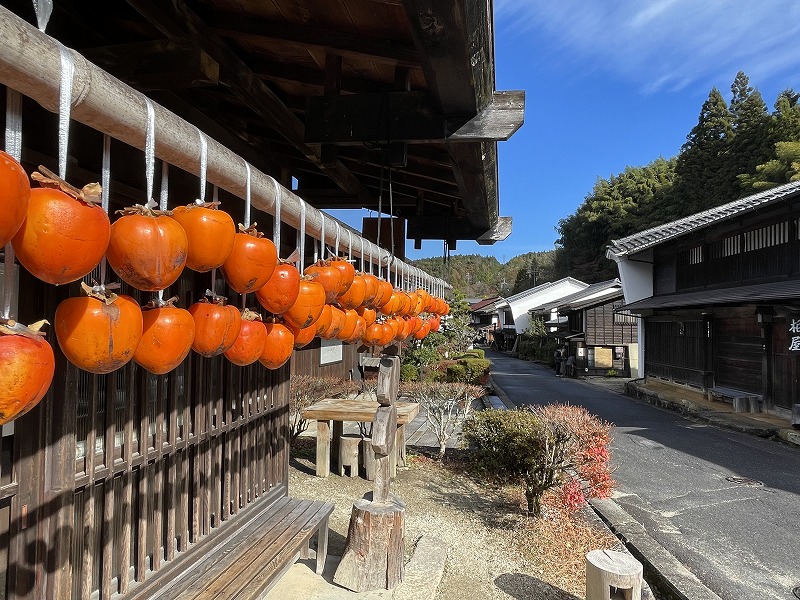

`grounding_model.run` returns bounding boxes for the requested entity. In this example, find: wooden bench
[709,386,761,413]
[128,495,334,600]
